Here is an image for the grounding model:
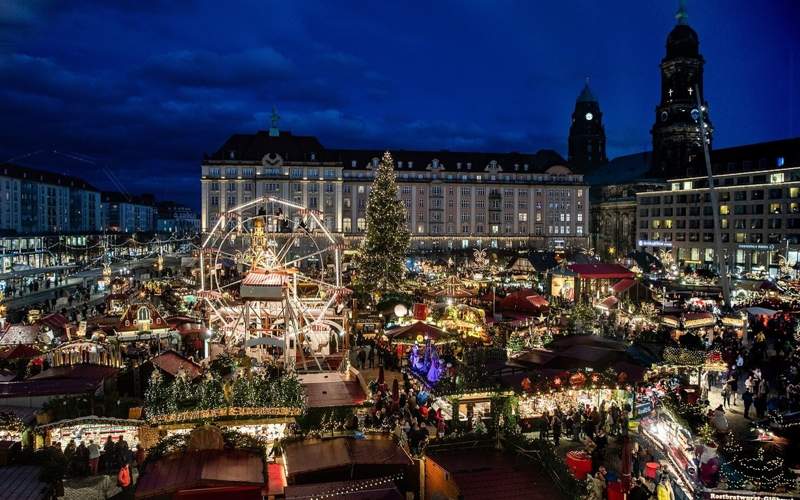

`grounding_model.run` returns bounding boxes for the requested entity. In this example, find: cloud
[141,47,293,88]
